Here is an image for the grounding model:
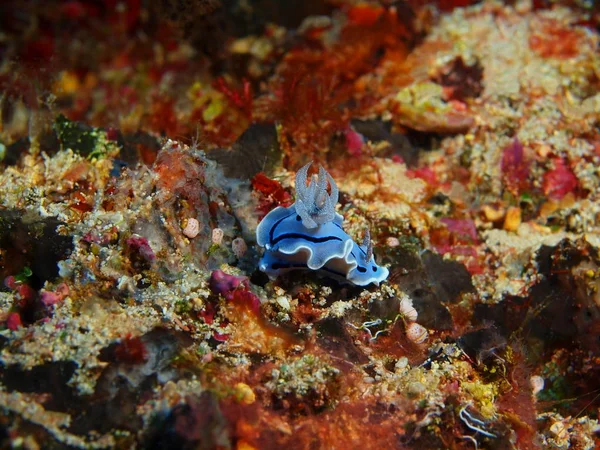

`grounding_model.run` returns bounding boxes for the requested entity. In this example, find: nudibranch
[256,163,389,286]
